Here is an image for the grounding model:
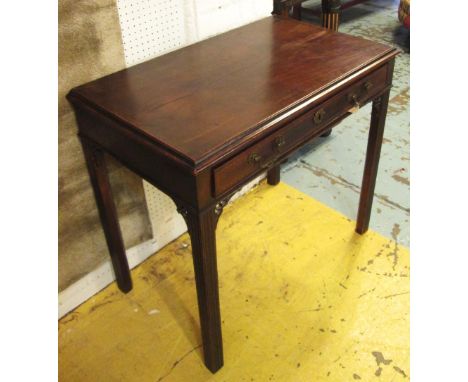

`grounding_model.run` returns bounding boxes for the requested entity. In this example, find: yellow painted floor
[59,182,409,381]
